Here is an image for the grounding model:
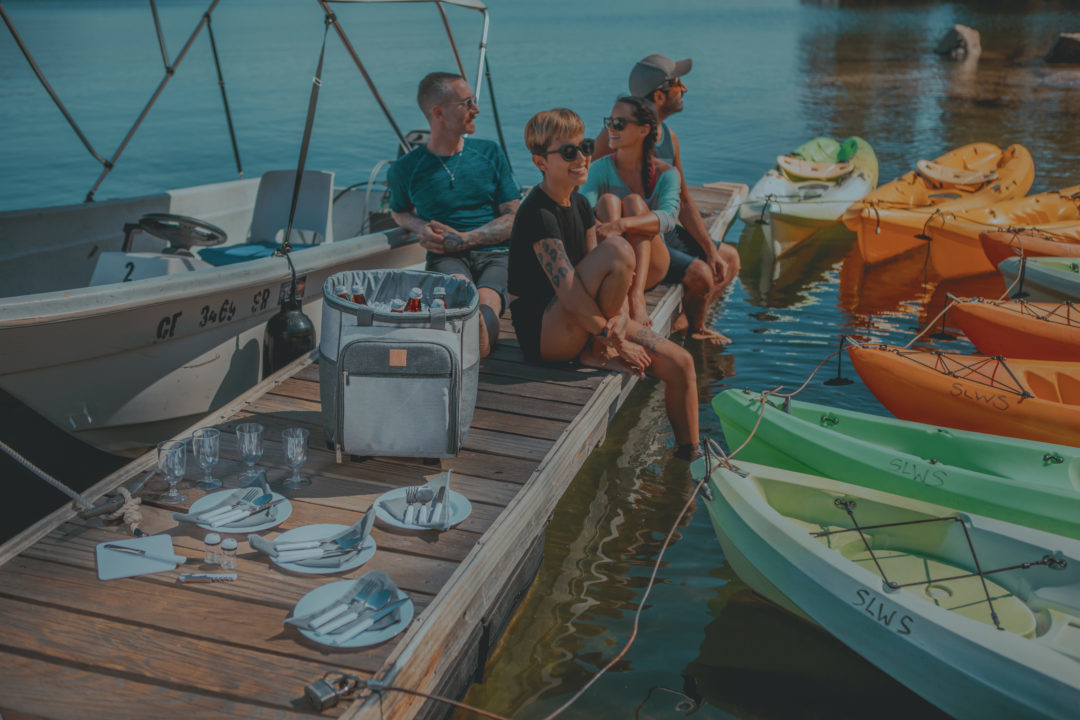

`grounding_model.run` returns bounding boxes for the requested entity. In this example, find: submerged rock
[935,24,981,61]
